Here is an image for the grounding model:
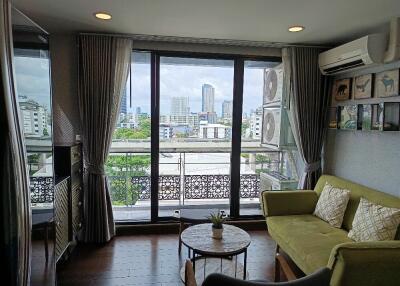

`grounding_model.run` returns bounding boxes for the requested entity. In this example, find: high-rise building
[136,106,141,115]
[171,96,189,116]
[170,97,189,125]
[120,88,127,114]
[202,84,215,112]
[222,100,233,119]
